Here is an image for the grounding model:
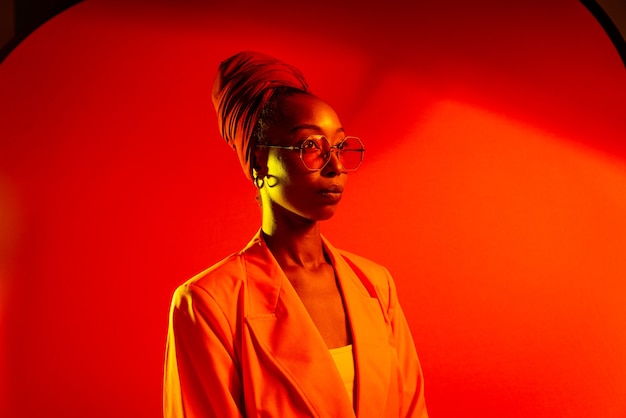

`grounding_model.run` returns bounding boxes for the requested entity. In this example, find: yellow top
[329,344,355,406]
